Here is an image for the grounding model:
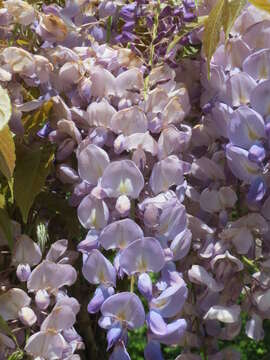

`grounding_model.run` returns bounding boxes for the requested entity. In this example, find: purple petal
[144,341,164,360]
[100,160,144,198]
[109,342,131,360]
[82,249,116,286]
[99,219,143,250]
[138,273,152,300]
[77,144,110,185]
[247,177,266,203]
[77,195,109,230]
[146,310,167,336]
[107,326,122,350]
[101,292,145,329]
[170,229,192,261]
[248,144,266,163]
[228,106,265,149]
[88,286,115,314]
[226,144,261,183]
[243,48,270,81]
[150,283,188,318]
[119,237,165,275]
[27,260,77,293]
[149,318,187,345]
[251,80,270,117]
[77,229,100,254]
